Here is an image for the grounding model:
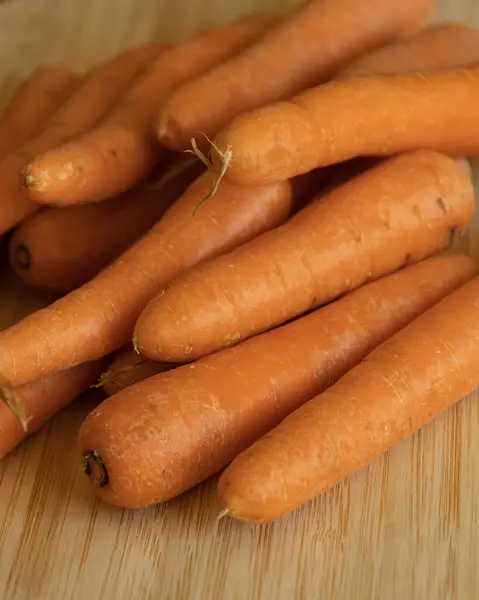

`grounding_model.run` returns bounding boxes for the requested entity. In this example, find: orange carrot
[157,0,432,152]
[77,254,473,509]
[0,41,164,235]
[8,158,203,292]
[0,169,319,387]
[0,66,77,158]
[341,22,479,77]
[0,359,106,459]
[22,15,275,207]
[212,65,479,187]
[134,151,474,363]
[100,347,172,397]
[218,275,479,523]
